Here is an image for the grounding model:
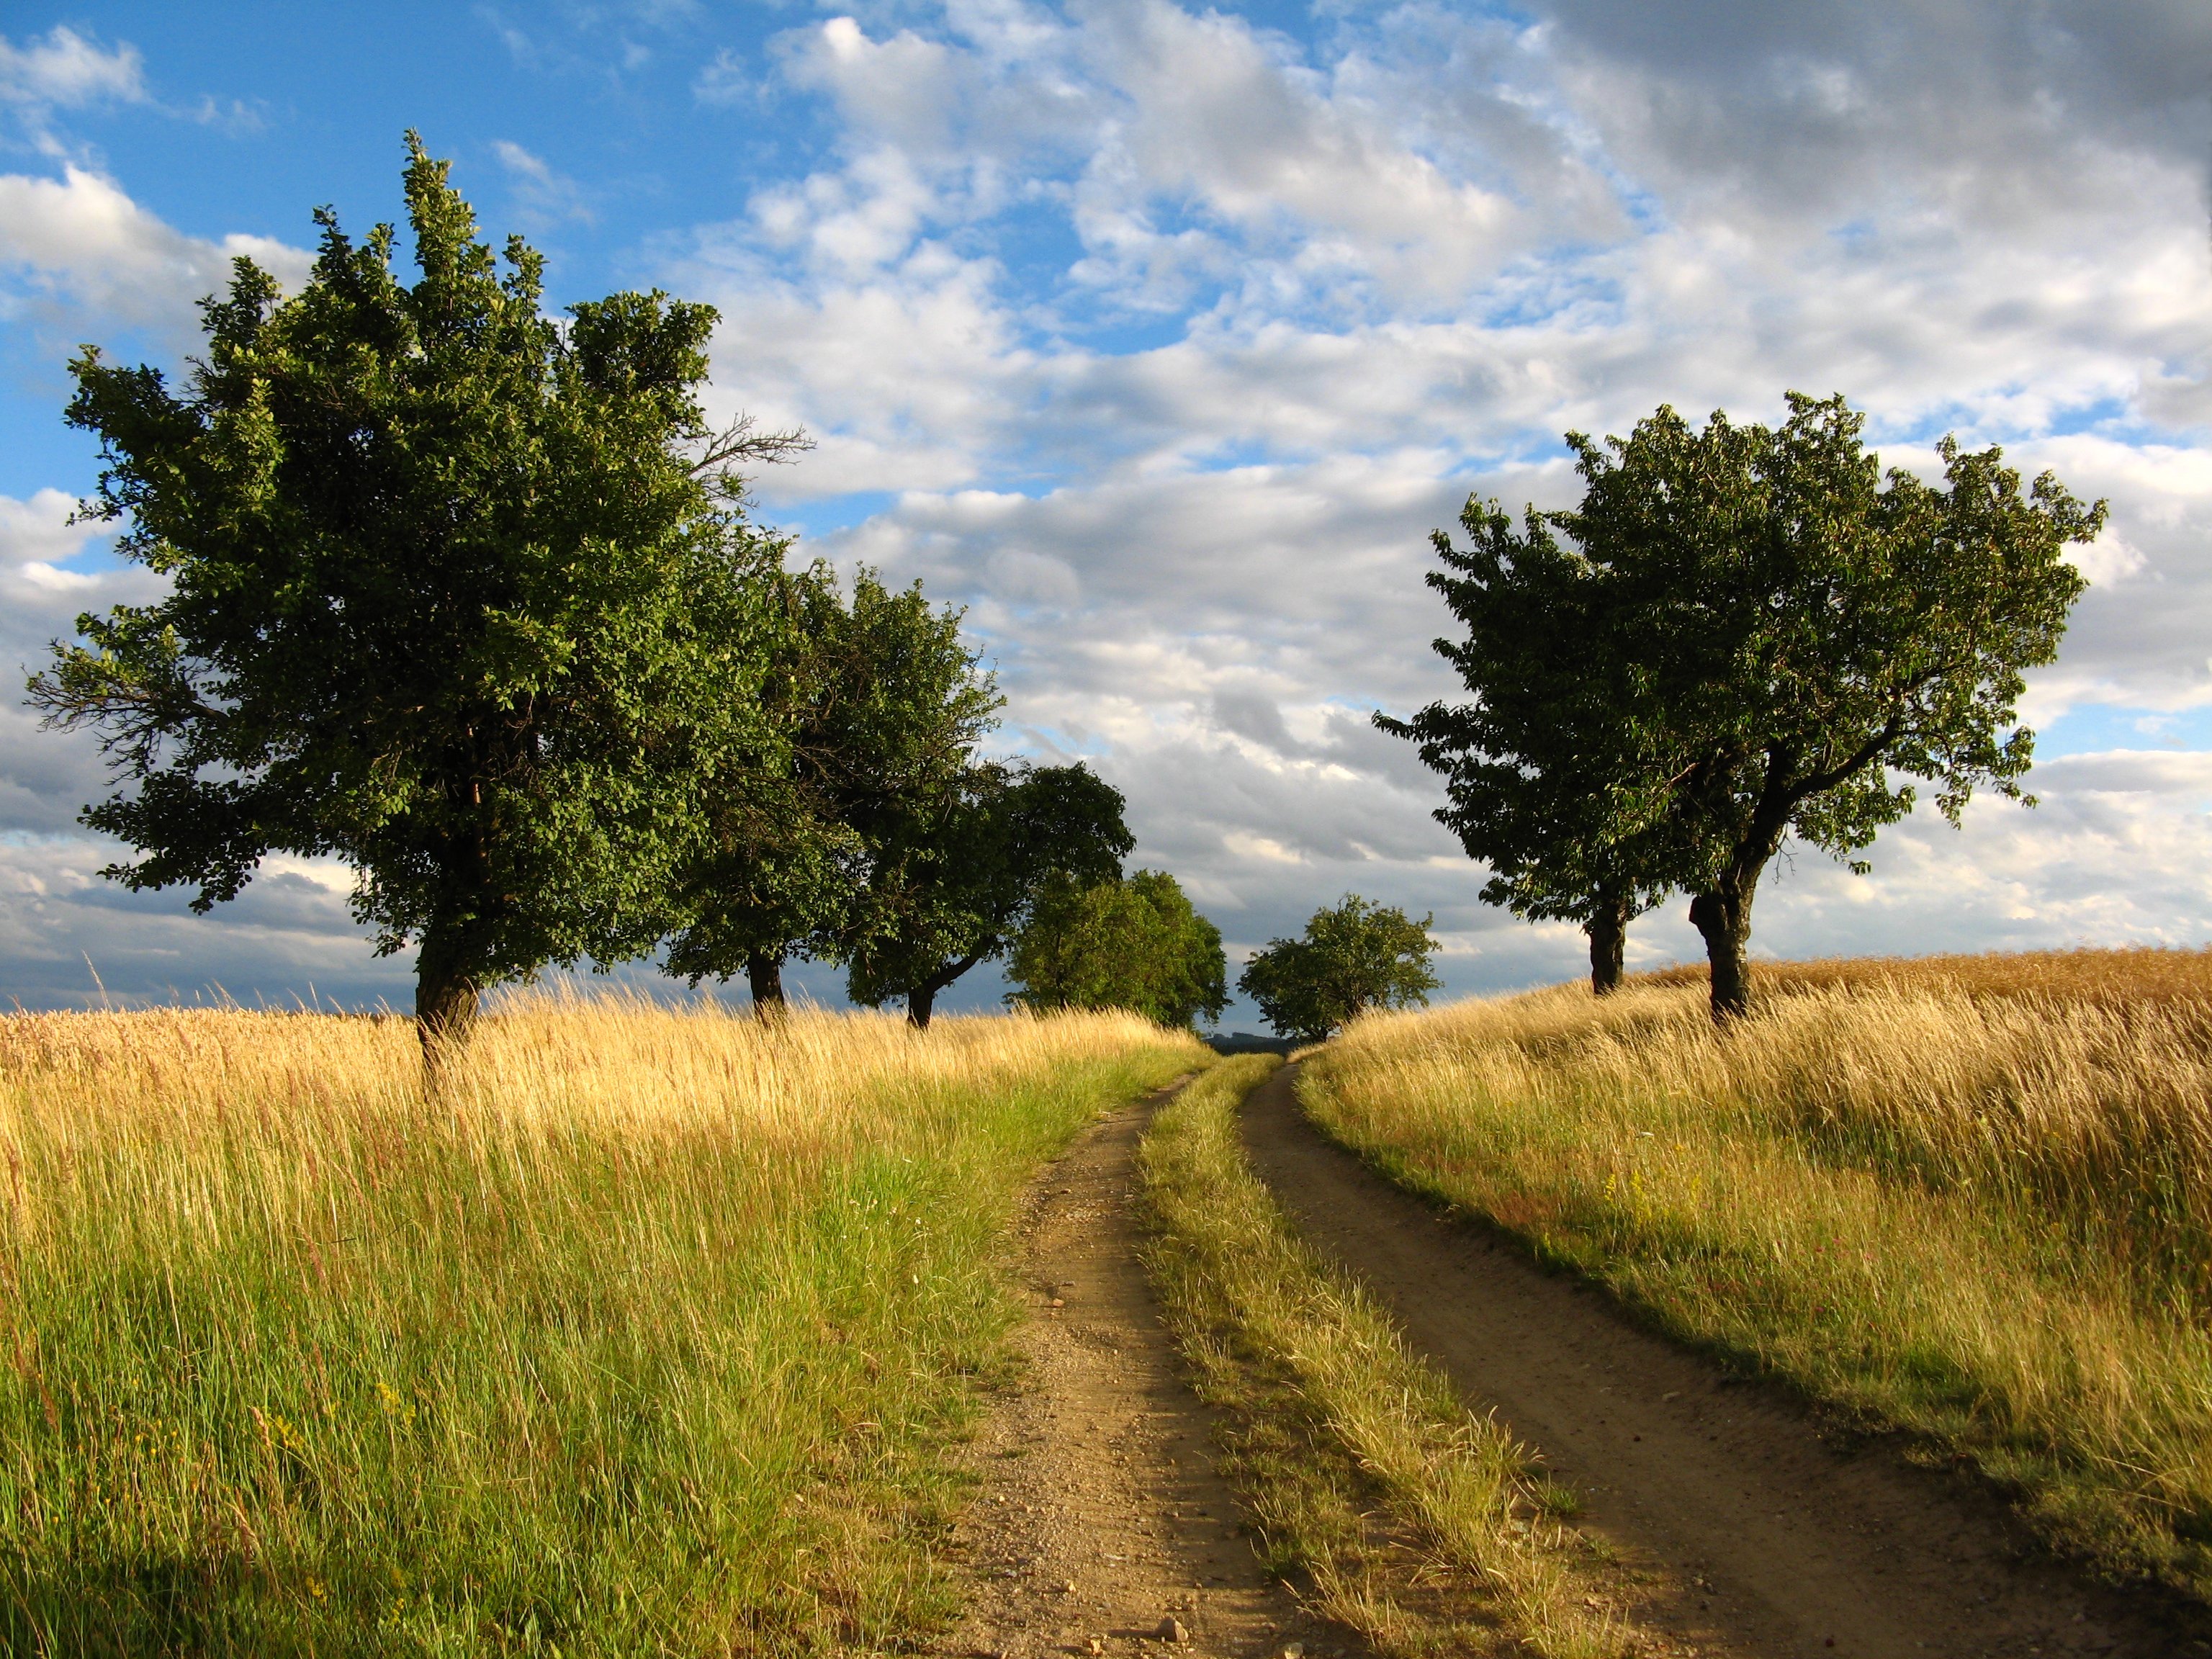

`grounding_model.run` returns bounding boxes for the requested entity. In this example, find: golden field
[1299,949,2212,1603]
[0,994,1203,1656]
